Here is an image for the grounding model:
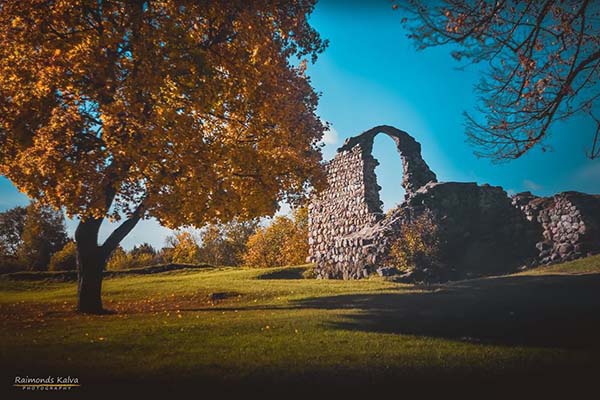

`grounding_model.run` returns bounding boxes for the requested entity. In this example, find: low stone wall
[308,125,600,281]
[513,191,600,264]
